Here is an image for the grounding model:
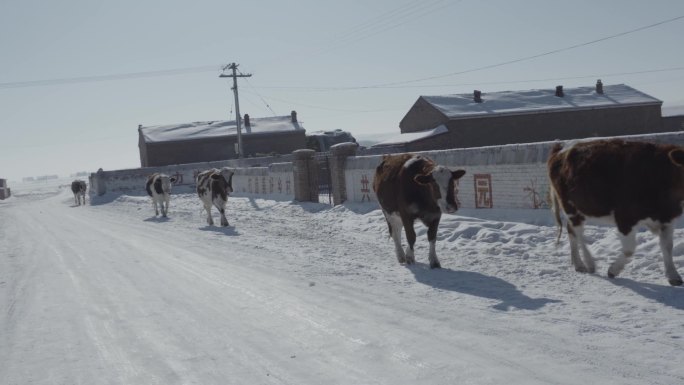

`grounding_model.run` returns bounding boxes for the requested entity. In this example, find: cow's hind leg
[204,203,214,225]
[608,228,637,279]
[384,212,406,264]
[567,217,594,273]
[657,222,683,286]
[218,206,229,227]
[401,216,416,265]
[162,197,169,217]
[153,200,159,216]
[426,219,441,269]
